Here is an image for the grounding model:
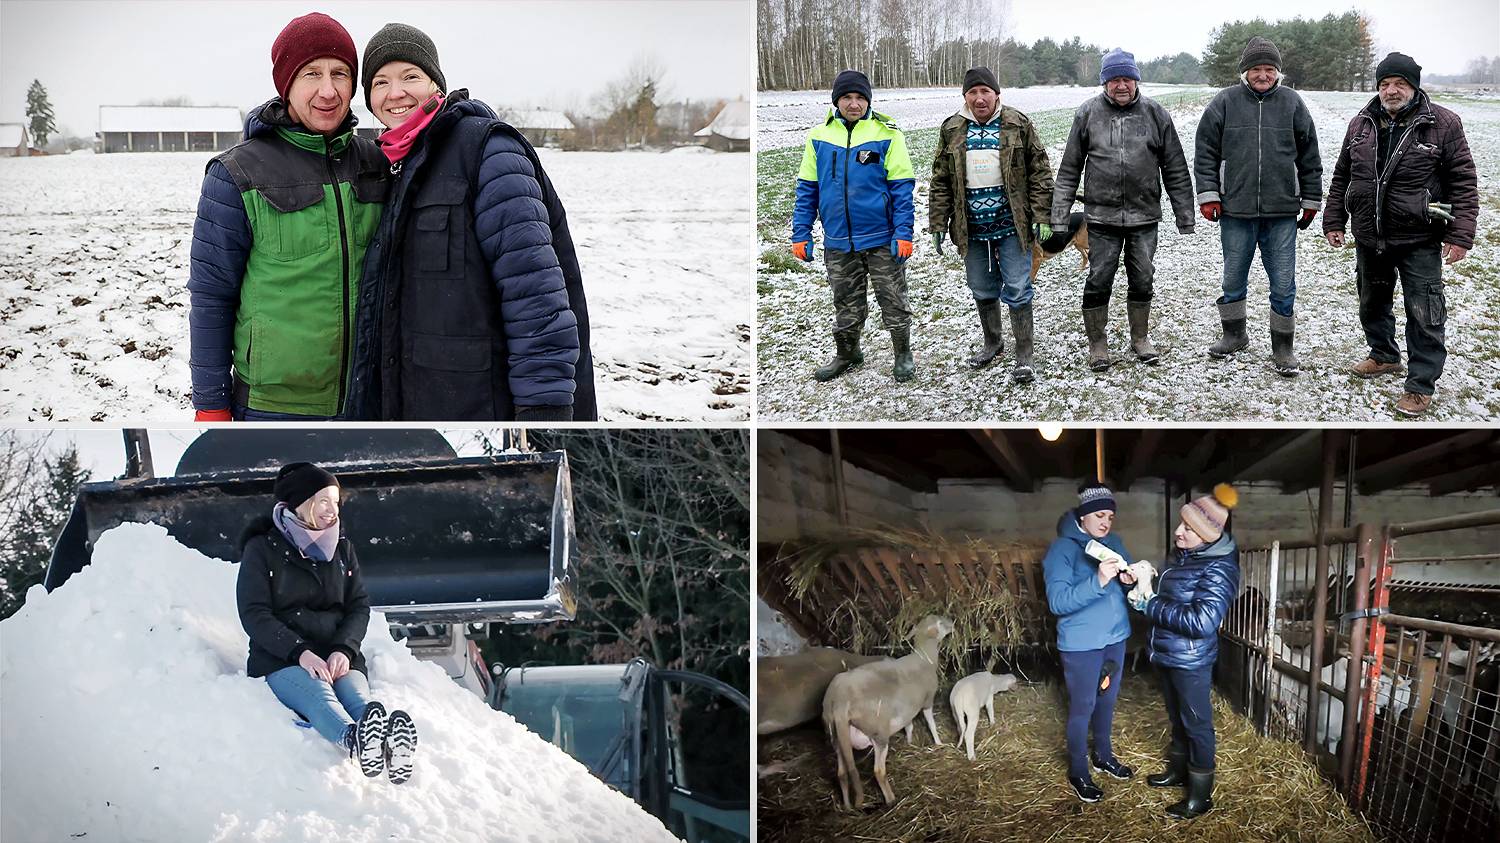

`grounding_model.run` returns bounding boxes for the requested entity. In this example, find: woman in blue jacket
[1042,482,1138,803]
[1132,484,1240,819]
